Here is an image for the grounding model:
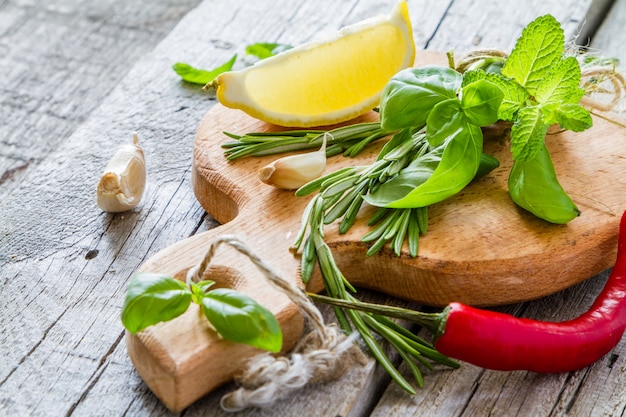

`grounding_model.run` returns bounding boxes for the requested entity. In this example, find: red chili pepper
[434,210,626,372]
[309,210,626,373]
